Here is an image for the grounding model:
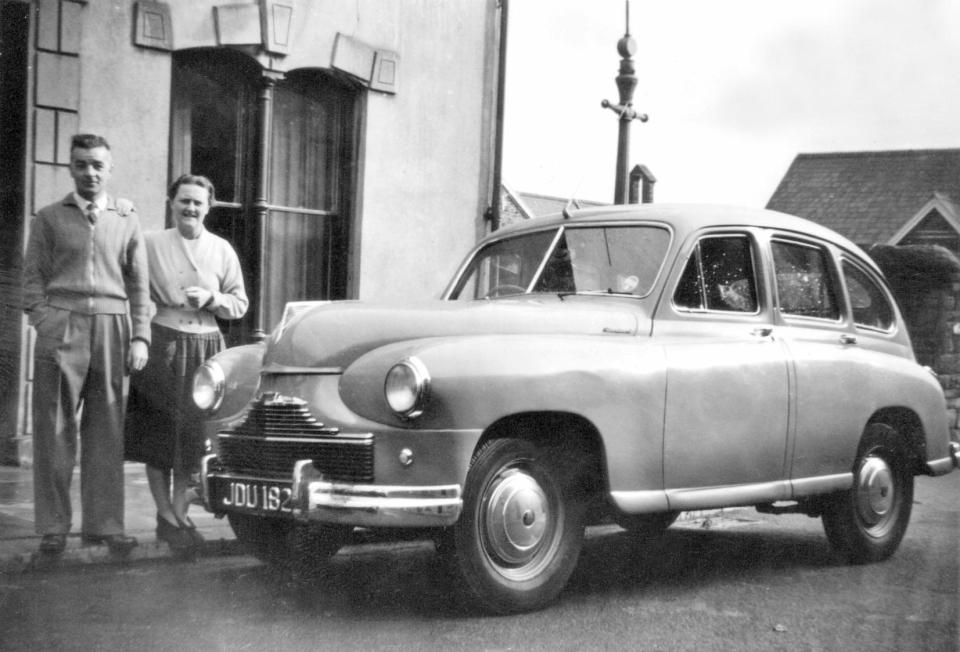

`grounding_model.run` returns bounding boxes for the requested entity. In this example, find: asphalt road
[1,474,957,652]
